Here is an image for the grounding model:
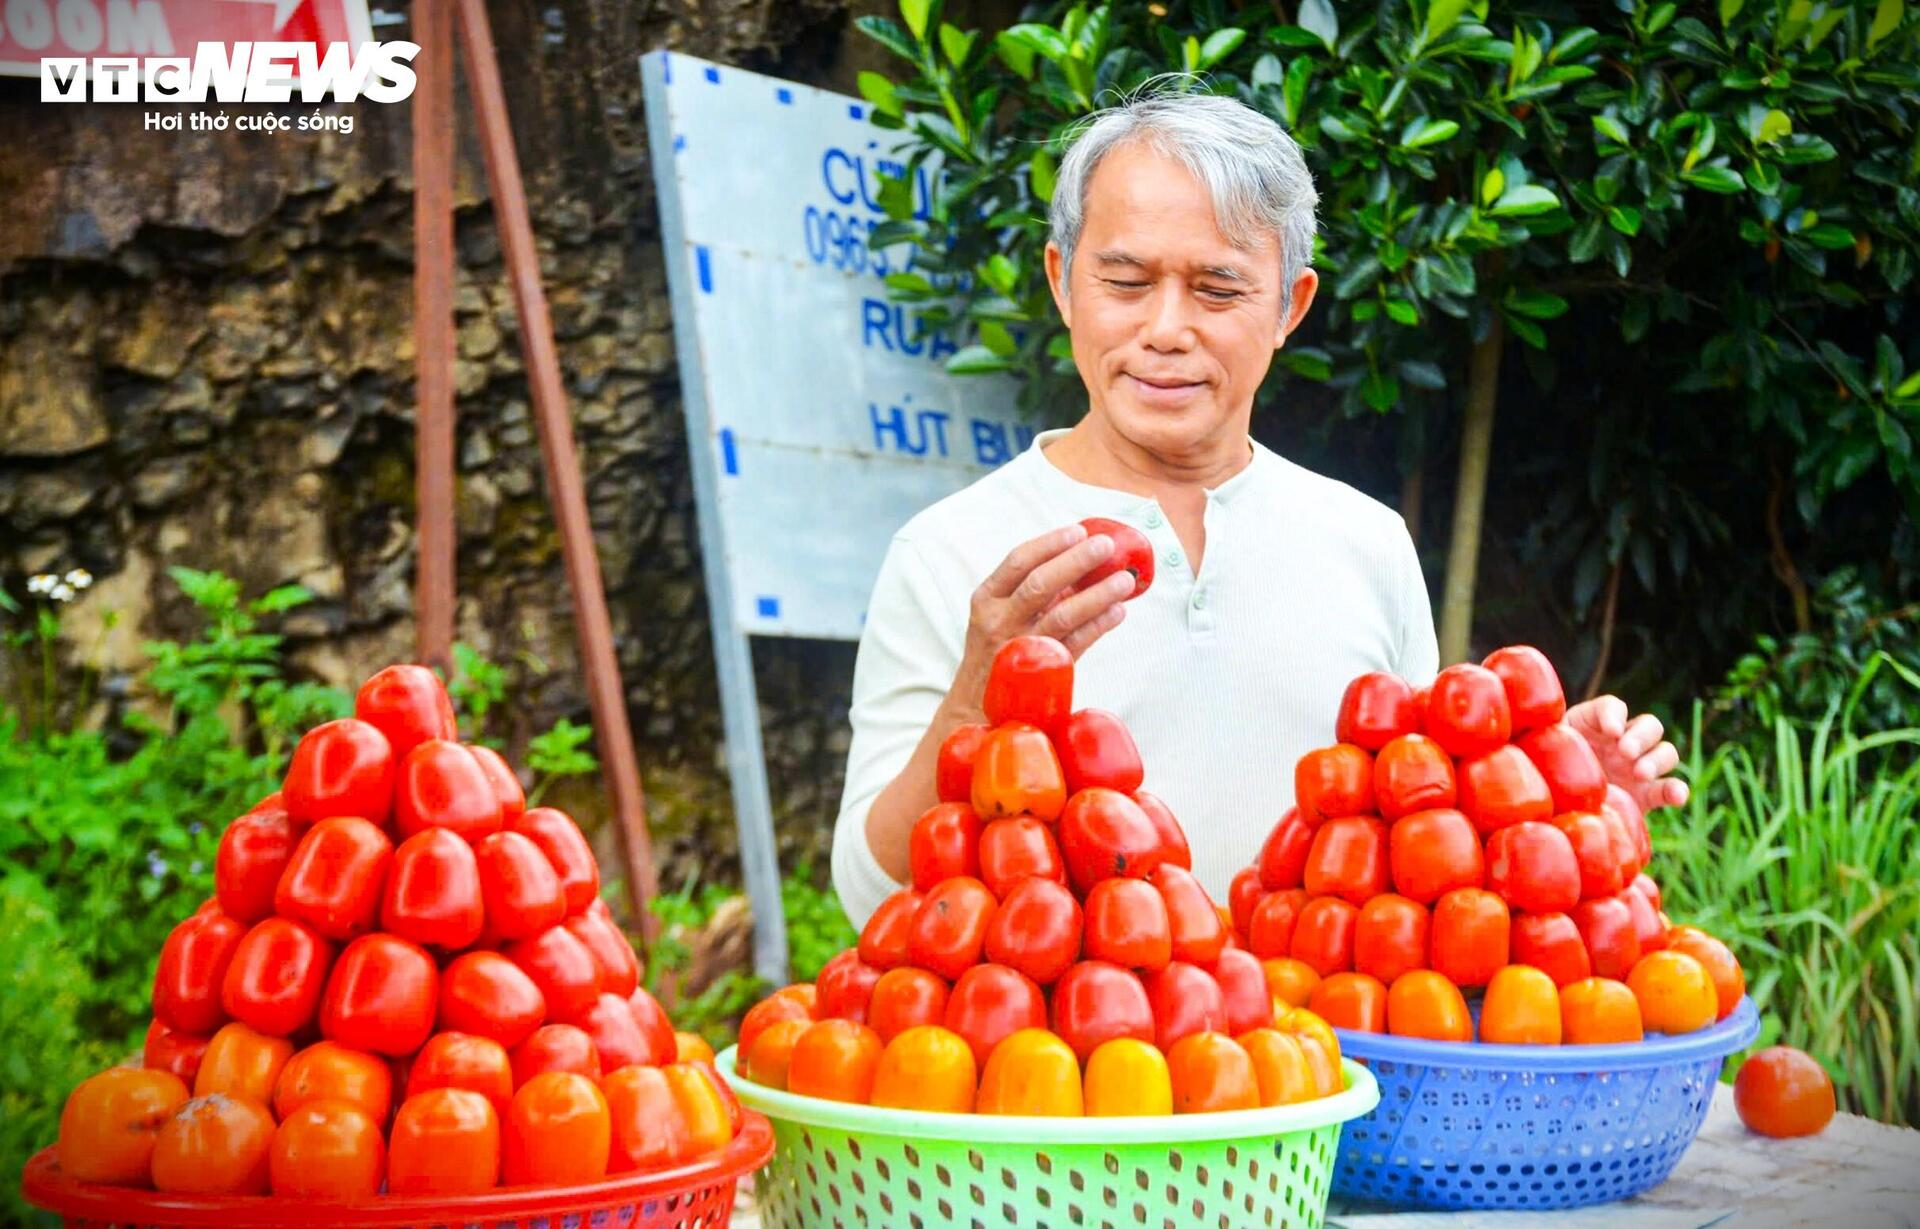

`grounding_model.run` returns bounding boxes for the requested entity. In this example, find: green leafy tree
[857,0,1920,672]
